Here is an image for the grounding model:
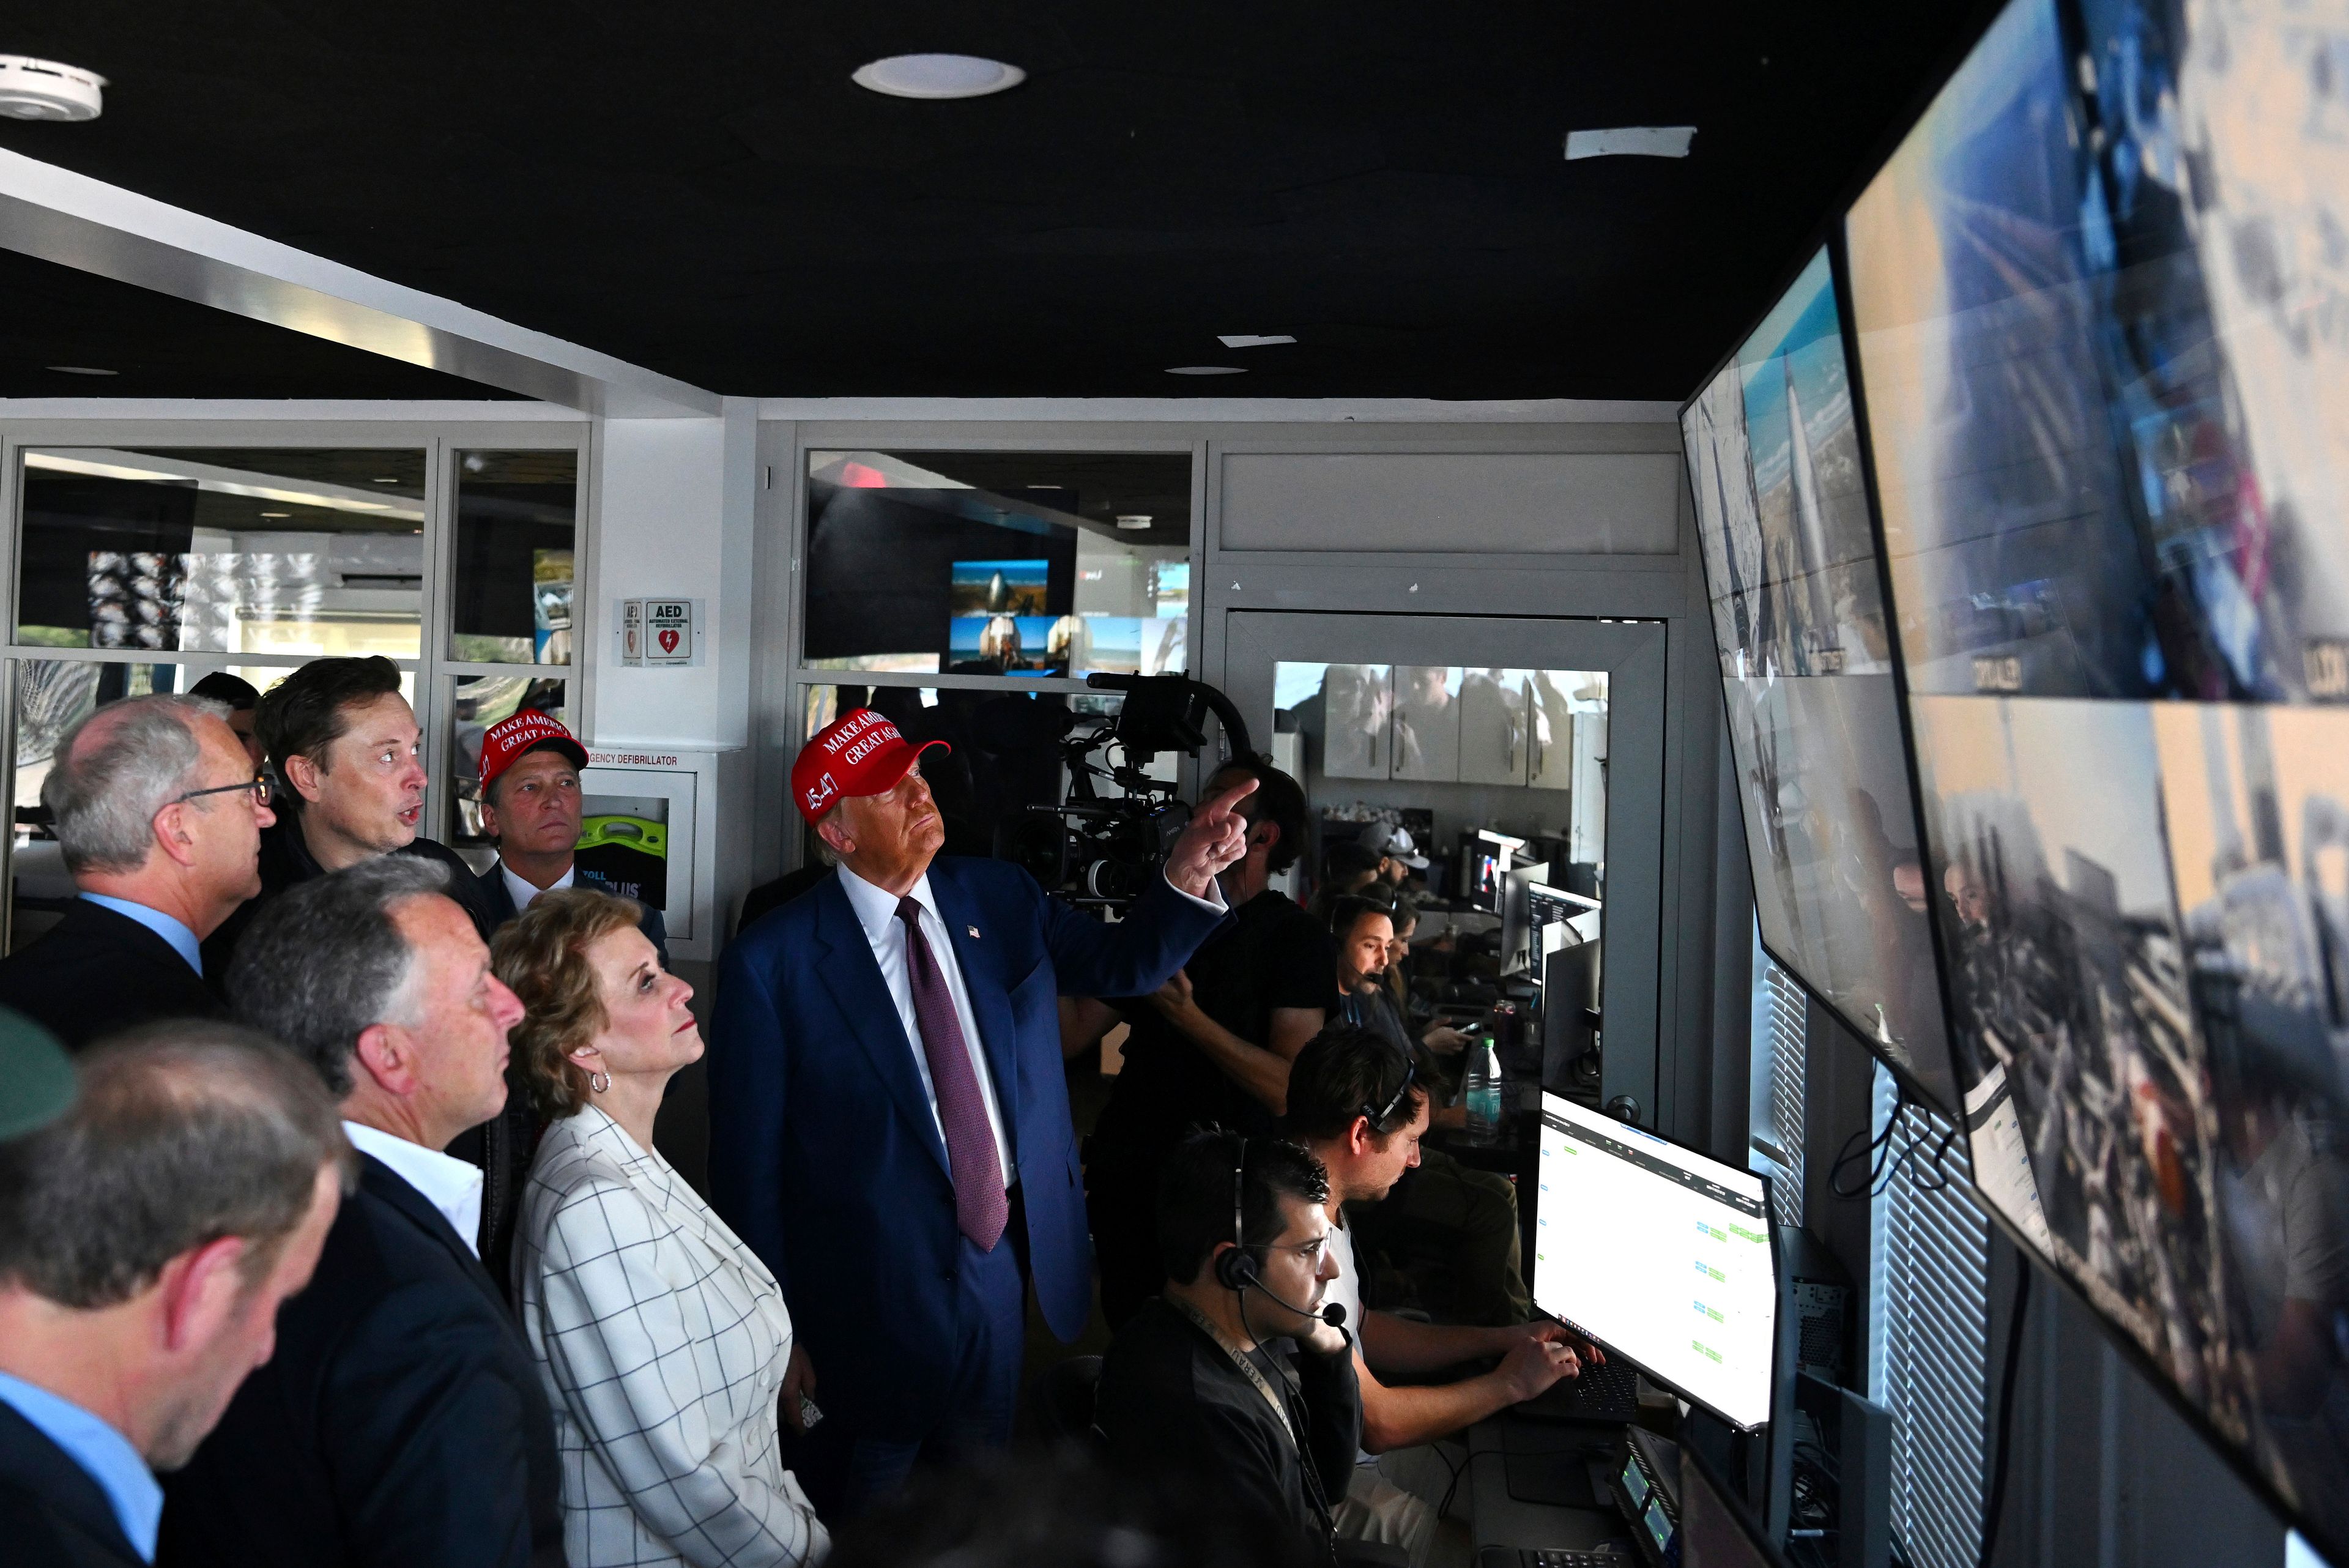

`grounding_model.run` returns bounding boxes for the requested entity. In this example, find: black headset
[1213,1132,1262,1292]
